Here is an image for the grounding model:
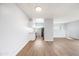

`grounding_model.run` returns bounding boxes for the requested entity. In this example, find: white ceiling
[17,3,79,24]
